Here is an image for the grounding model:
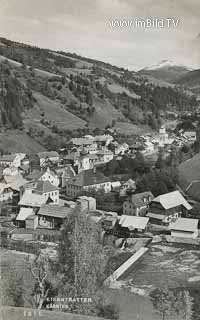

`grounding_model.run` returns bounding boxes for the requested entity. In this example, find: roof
[38,205,72,218]
[4,174,27,191]
[19,192,47,207]
[67,169,110,187]
[119,215,149,230]
[0,183,13,194]
[0,154,17,162]
[27,168,57,181]
[151,190,192,211]
[170,218,199,232]
[147,212,165,220]
[38,151,59,159]
[71,138,94,146]
[16,208,34,221]
[34,180,58,193]
[131,191,154,207]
